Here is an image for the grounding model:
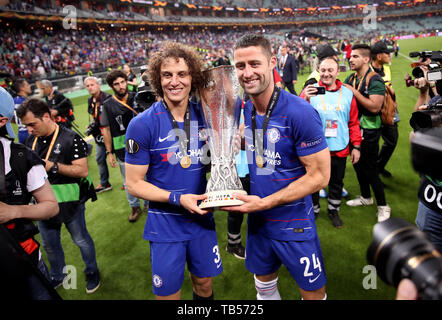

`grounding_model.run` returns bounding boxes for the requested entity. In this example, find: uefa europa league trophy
[198,65,247,209]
